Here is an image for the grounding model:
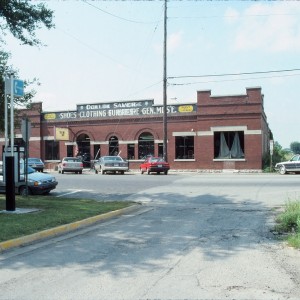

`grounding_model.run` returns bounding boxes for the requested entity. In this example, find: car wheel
[95,169,98,174]
[279,165,286,175]
[164,170,168,175]
[79,171,82,174]
[101,169,105,175]
[19,186,31,196]
[41,169,44,173]
[120,171,124,175]
[147,168,150,175]
[140,168,144,175]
